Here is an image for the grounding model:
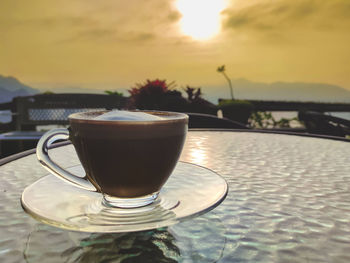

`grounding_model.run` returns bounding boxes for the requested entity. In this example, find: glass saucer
[21,162,228,233]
